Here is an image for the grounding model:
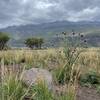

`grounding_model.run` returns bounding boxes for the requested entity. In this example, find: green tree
[0,32,10,50]
[35,38,44,49]
[25,37,44,49]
